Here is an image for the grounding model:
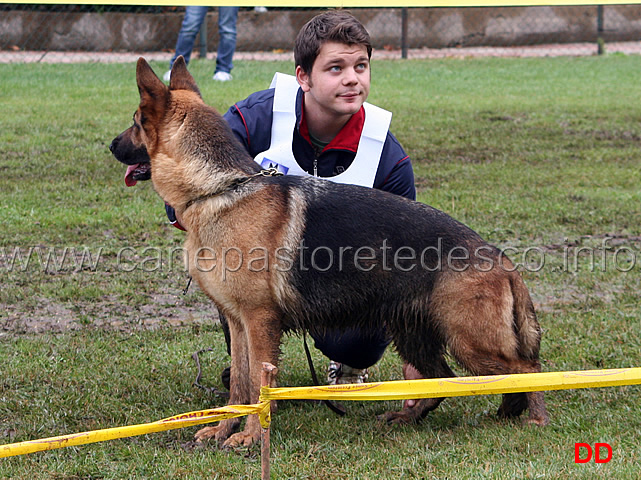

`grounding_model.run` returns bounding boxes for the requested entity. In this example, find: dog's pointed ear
[136,57,168,107]
[169,56,202,98]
